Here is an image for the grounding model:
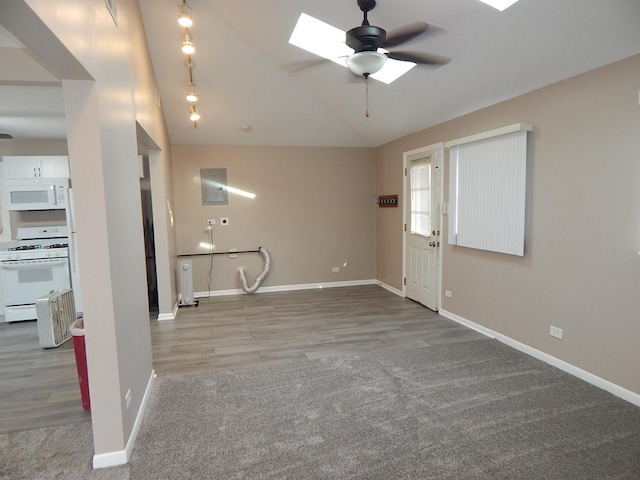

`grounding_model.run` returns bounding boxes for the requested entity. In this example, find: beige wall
[374,146,405,289]
[2,0,175,461]
[171,145,376,293]
[130,12,178,317]
[376,54,640,396]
